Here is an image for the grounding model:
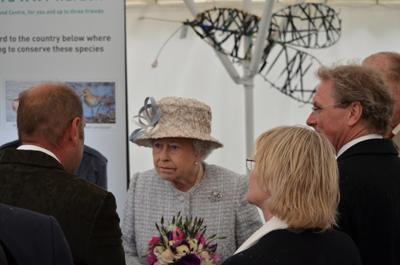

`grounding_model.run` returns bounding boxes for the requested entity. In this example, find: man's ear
[347,102,363,127]
[68,117,81,147]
